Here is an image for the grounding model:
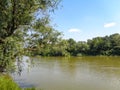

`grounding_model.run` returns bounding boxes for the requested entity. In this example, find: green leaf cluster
[0,0,60,71]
